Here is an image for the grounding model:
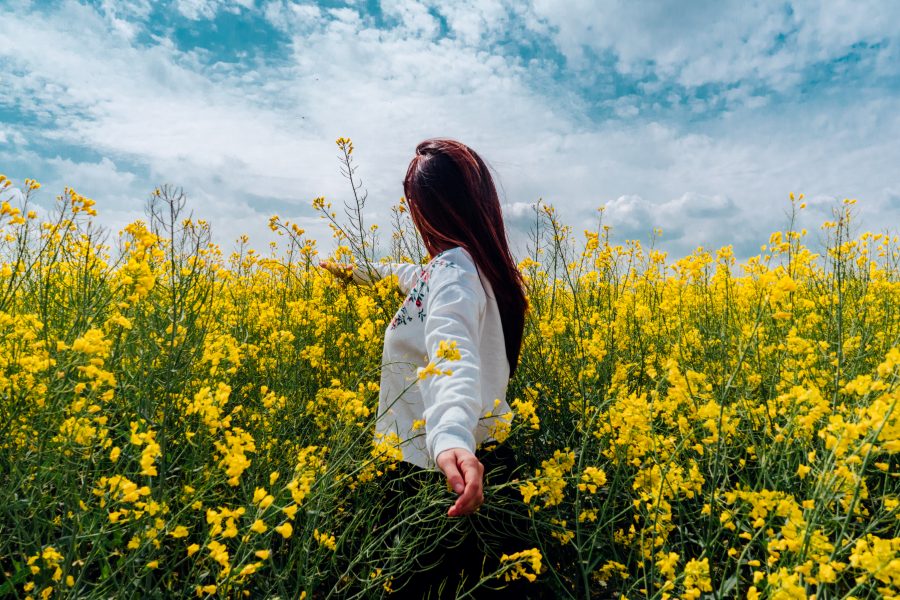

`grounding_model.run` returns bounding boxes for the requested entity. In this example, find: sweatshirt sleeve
[419,263,487,462]
[350,262,423,294]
